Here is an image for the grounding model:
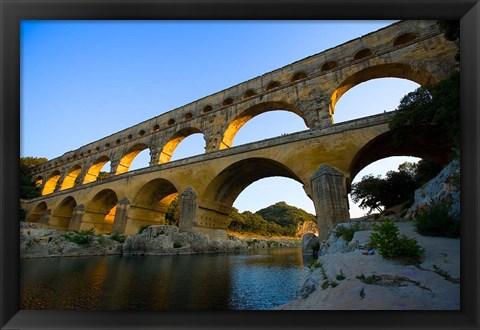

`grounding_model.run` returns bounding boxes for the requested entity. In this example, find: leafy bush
[415,202,460,238]
[370,220,424,264]
[63,229,95,245]
[110,233,126,243]
[334,223,361,242]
